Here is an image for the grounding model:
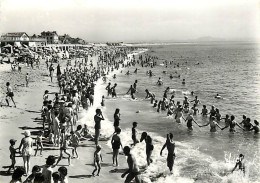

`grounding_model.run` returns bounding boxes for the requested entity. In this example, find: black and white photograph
[0,0,259,182]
